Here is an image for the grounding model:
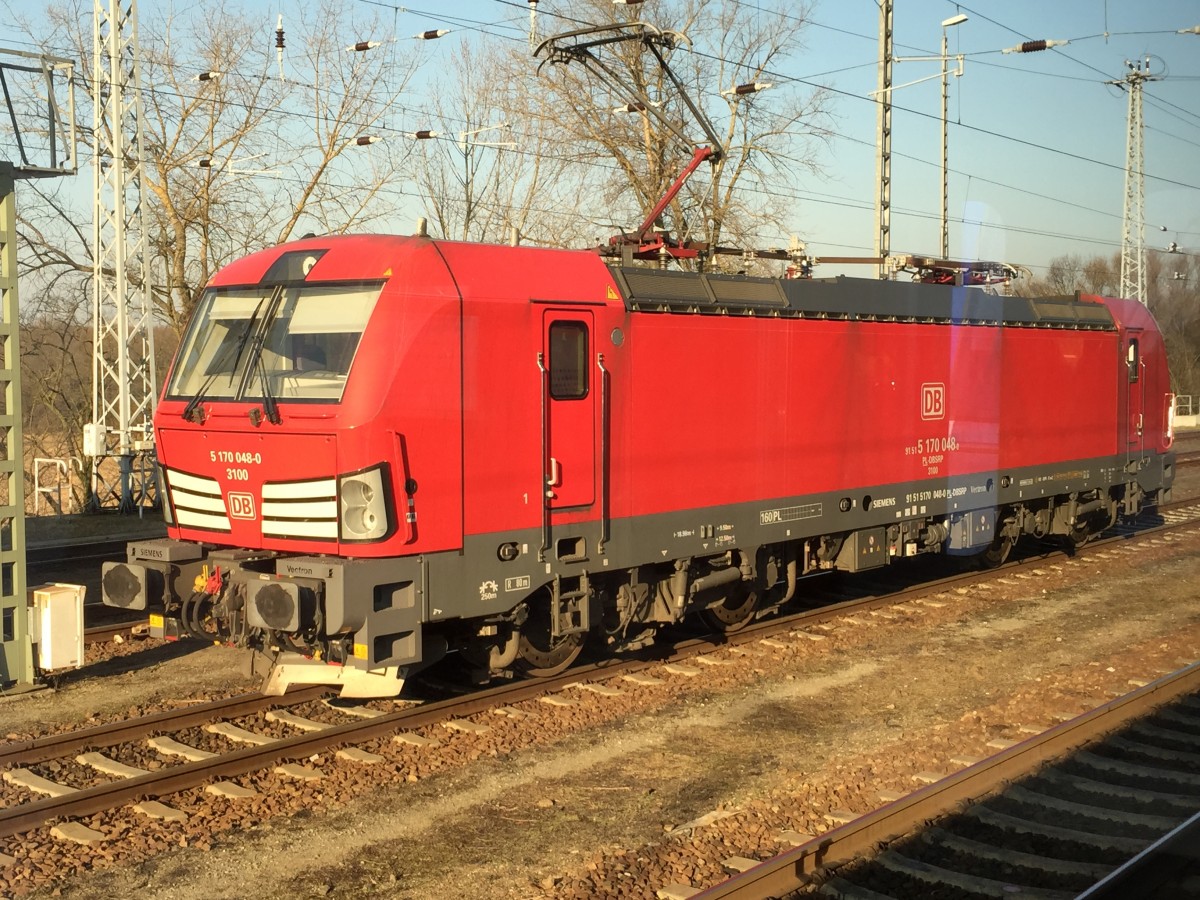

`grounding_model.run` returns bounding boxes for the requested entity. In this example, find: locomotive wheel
[980,533,1014,568]
[698,586,758,633]
[1066,523,1091,549]
[516,597,584,677]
